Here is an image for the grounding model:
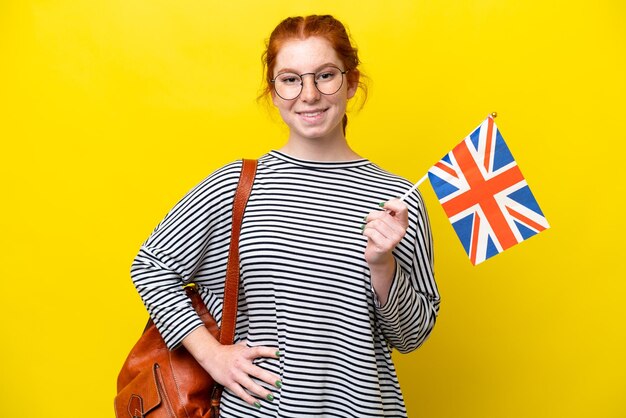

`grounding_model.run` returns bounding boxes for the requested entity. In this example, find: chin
[296,122,344,141]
